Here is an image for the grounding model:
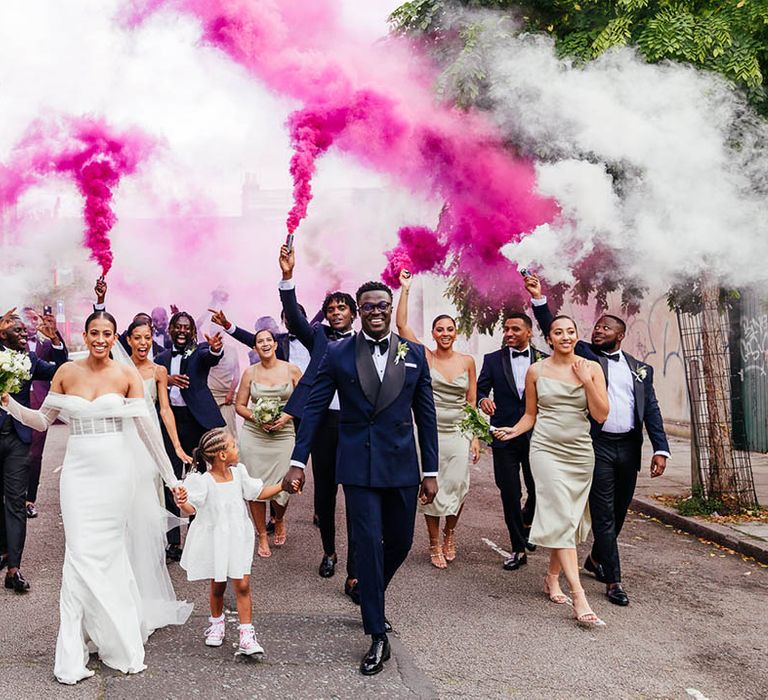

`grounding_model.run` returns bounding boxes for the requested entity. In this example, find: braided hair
[191,427,231,472]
